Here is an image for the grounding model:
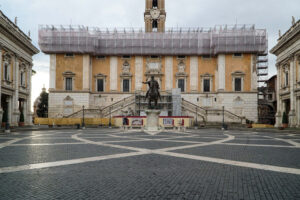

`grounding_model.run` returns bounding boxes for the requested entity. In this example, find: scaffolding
[38,24,268,56]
